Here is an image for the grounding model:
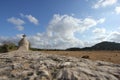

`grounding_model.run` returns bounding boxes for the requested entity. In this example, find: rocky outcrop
[18,34,29,51]
[0,51,120,80]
